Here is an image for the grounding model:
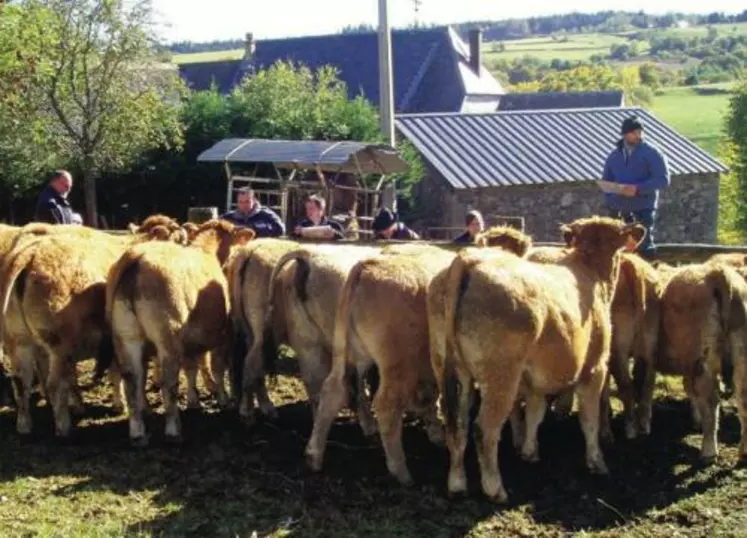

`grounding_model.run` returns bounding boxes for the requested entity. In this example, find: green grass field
[0,358,745,537]
[649,83,734,156]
